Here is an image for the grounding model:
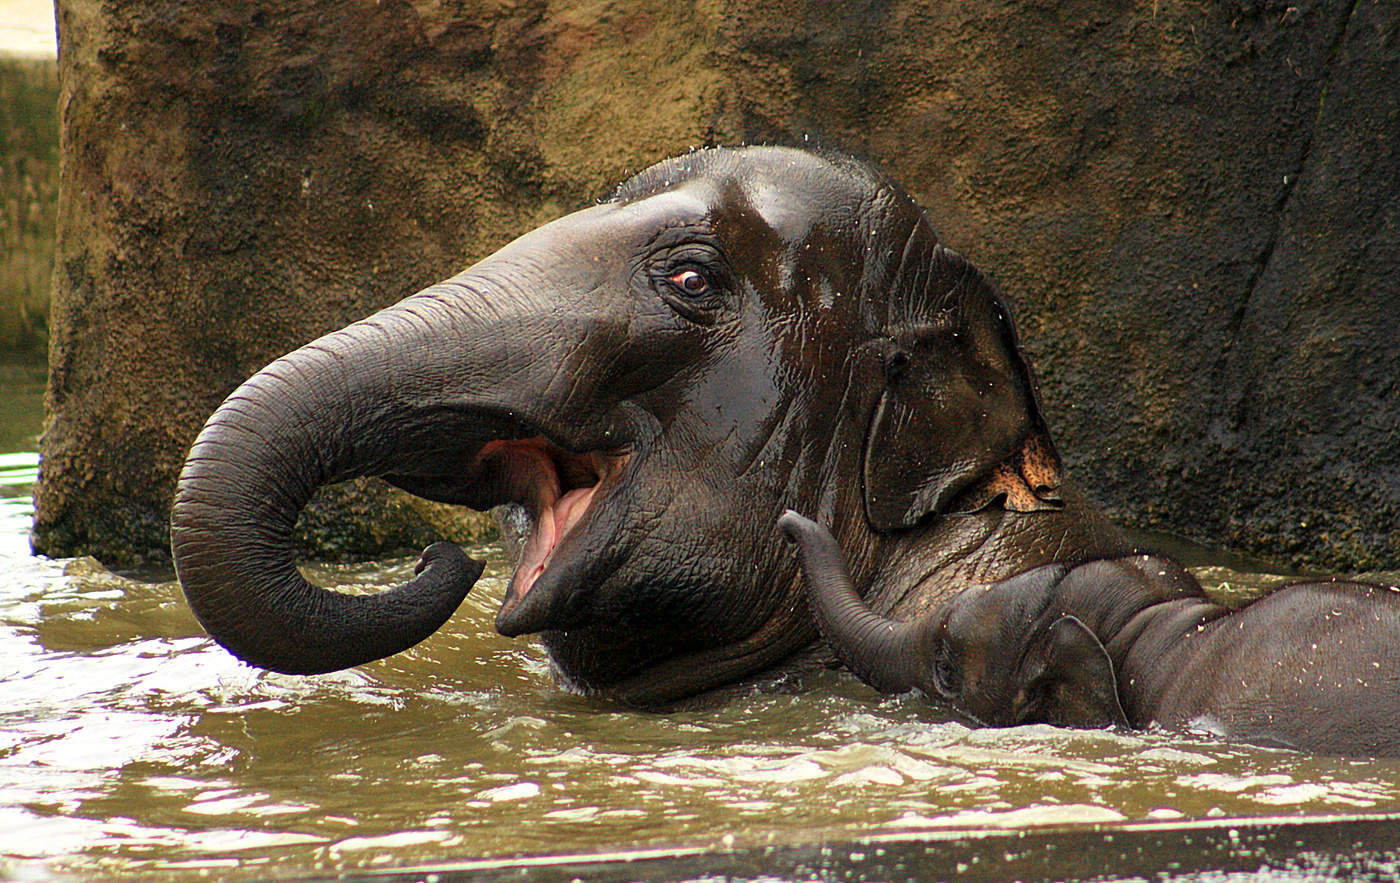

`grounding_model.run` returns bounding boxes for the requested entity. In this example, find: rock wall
[35,0,1399,570]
